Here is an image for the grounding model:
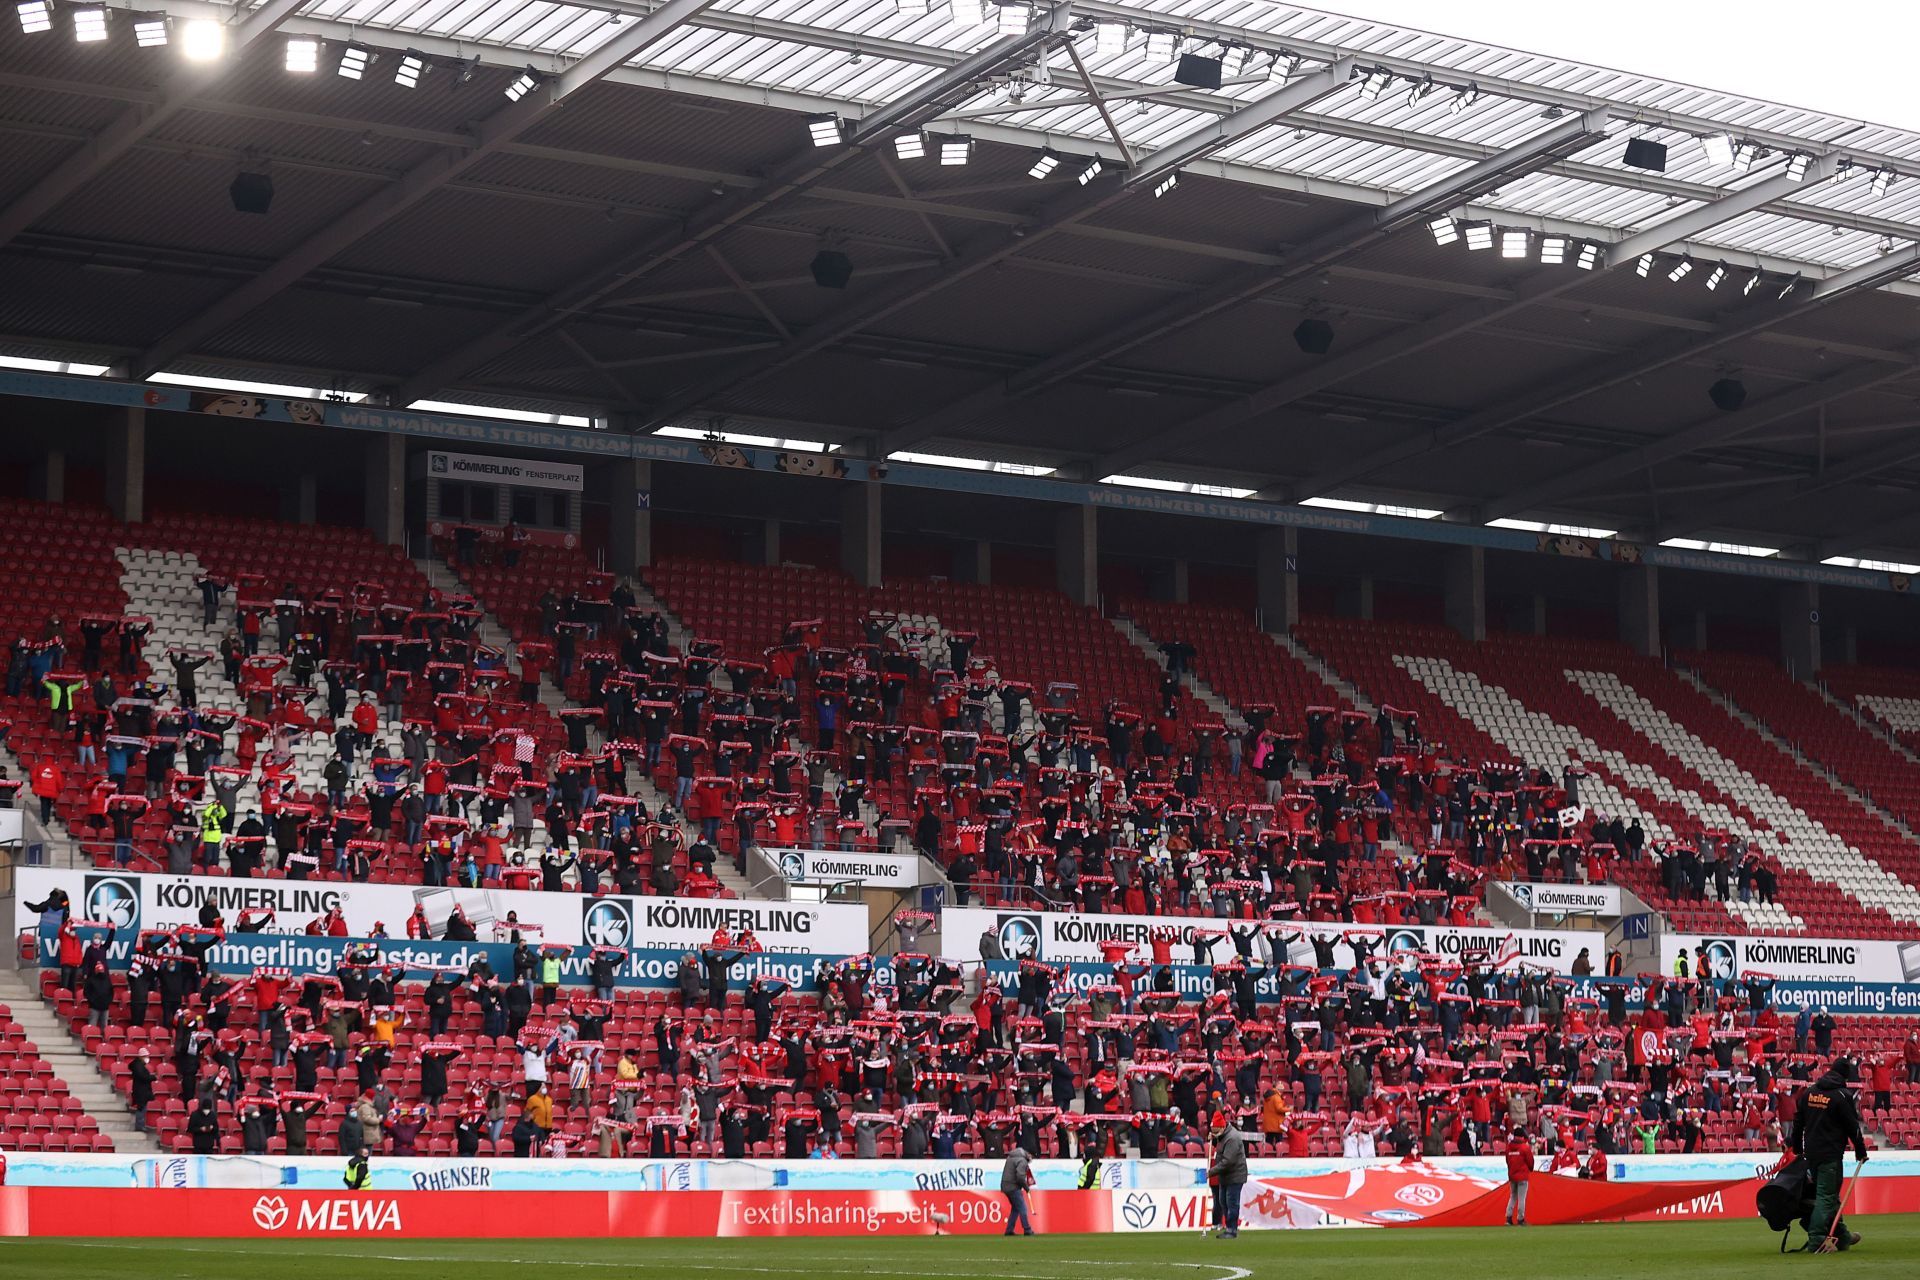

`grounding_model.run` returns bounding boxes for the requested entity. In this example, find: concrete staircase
[1107,615,1247,734]
[0,965,161,1153]
[623,569,890,846]
[416,557,760,898]
[1678,669,1920,845]
[1816,683,1920,769]
[1273,629,1377,715]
